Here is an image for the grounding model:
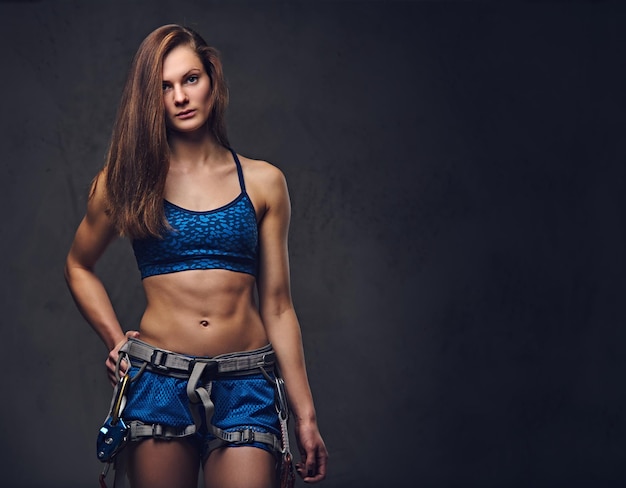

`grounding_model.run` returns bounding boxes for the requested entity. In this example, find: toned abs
[139,269,268,356]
